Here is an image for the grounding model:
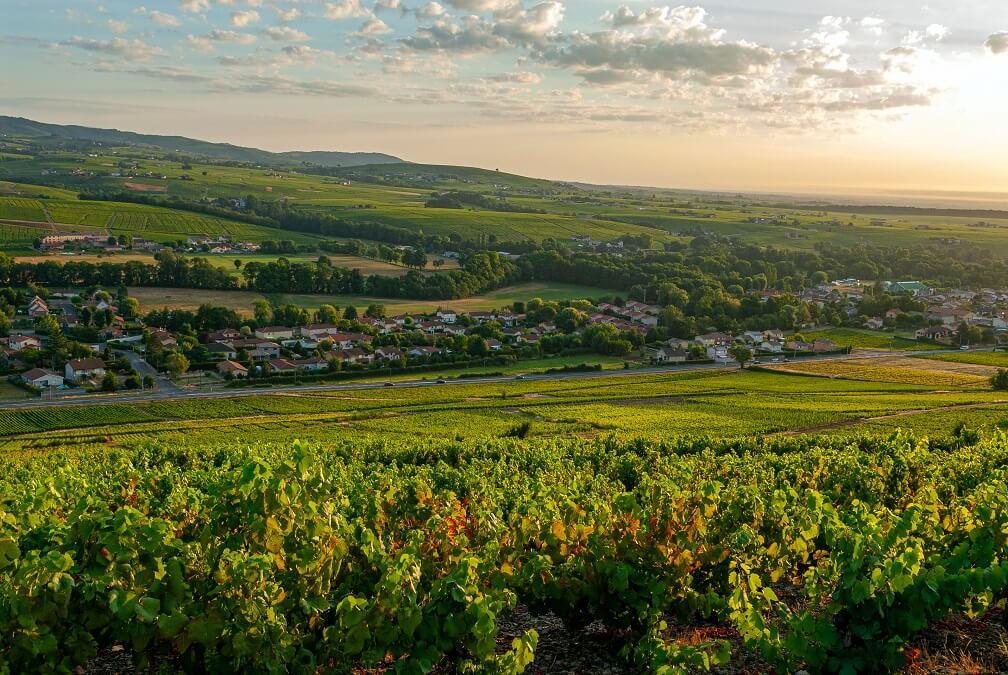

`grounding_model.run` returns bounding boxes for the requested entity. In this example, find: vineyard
[761,359,989,388]
[0,196,46,222]
[1,370,1007,453]
[1,431,1007,672]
